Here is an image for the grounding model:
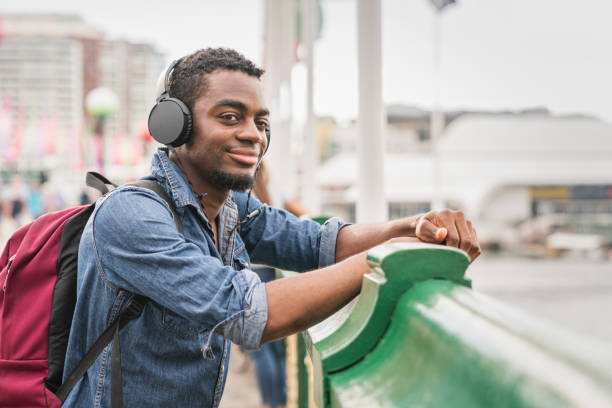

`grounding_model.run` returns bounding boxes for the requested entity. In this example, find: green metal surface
[311,216,331,225]
[296,334,310,408]
[281,243,612,407]
[327,279,612,408]
[307,243,470,370]
[304,243,471,406]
